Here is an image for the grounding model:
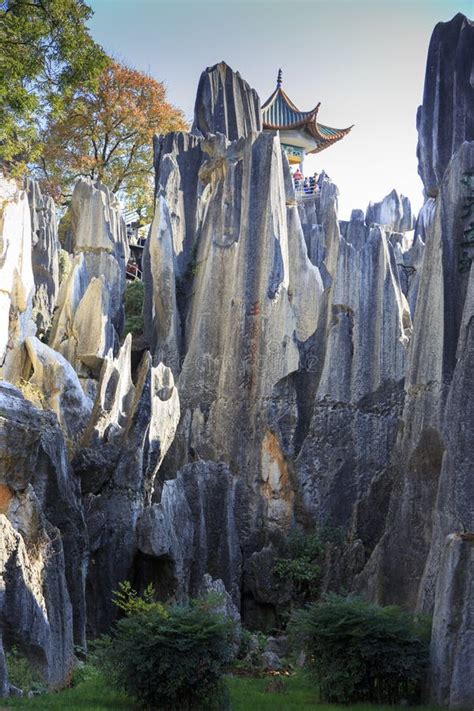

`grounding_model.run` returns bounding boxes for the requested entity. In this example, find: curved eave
[307,123,354,153]
[262,113,318,131]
